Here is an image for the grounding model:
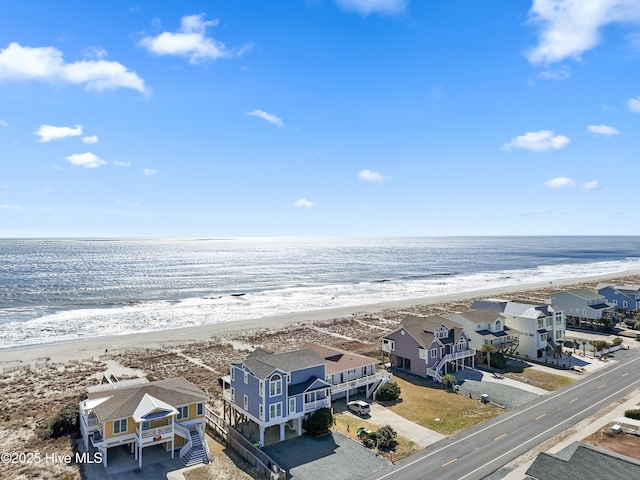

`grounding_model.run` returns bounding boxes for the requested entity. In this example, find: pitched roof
[300,343,379,375]
[386,315,467,349]
[242,348,326,379]
[449,310,503,325]
[288,376,332,396]
[552,288,604,301]
[87,377,206,422]
[525,442,640,480]
[472,299,557,318]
